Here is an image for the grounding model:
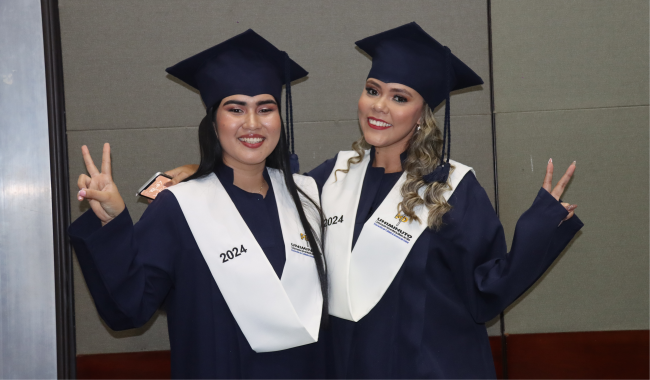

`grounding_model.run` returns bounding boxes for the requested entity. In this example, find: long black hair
[185,104,329,326]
